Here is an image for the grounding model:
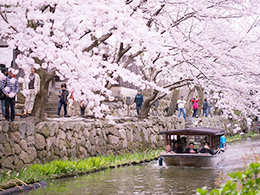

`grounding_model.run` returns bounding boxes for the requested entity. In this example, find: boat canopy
[159,127,225,136]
